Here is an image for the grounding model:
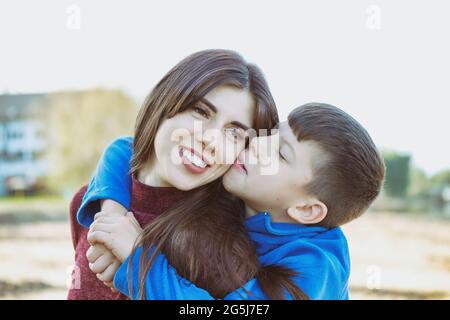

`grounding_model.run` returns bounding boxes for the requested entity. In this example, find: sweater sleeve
[68,186,89,249]
[77,136,134,228]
